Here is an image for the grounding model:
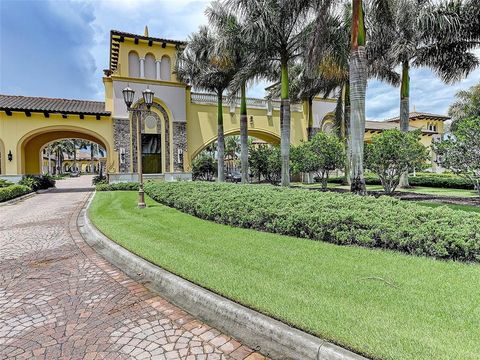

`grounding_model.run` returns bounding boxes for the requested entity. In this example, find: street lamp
[122,85,155,208]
